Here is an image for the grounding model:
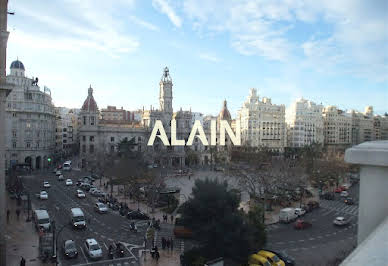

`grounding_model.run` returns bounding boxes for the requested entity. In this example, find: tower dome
[218,99,231,121]
[10,59,25,70]
[81,85,99,112]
